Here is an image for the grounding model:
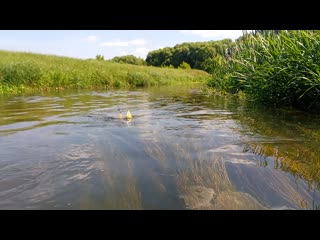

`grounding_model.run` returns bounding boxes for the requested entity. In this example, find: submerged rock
[211,191,267,210]
[180,186,216,210]
[180,186,267,210]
